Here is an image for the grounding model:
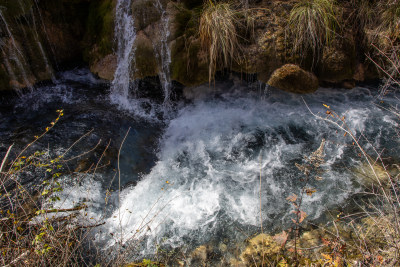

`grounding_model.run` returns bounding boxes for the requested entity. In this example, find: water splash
[111,0,137,106]
[93,87,394,256]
